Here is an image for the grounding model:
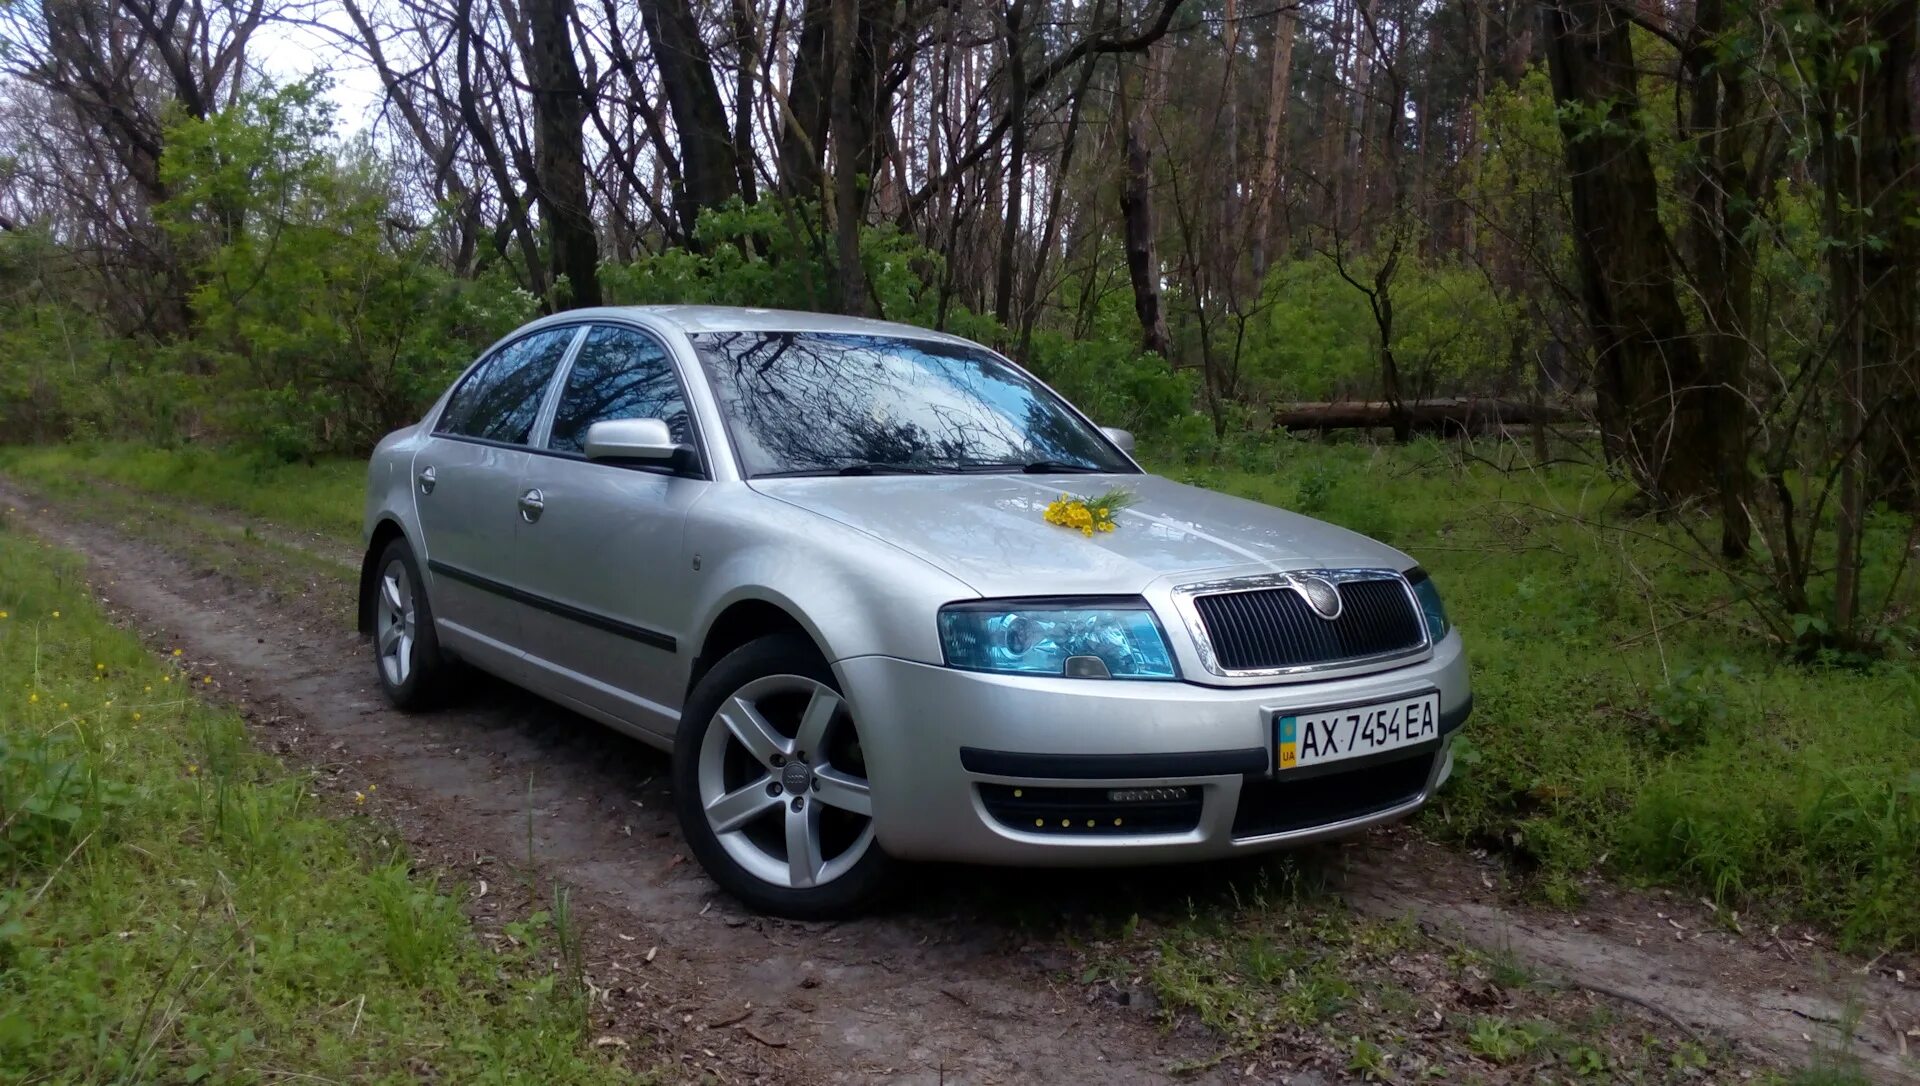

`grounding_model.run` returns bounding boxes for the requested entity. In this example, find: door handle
[518,488,545,523]
[417,466,436,495]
